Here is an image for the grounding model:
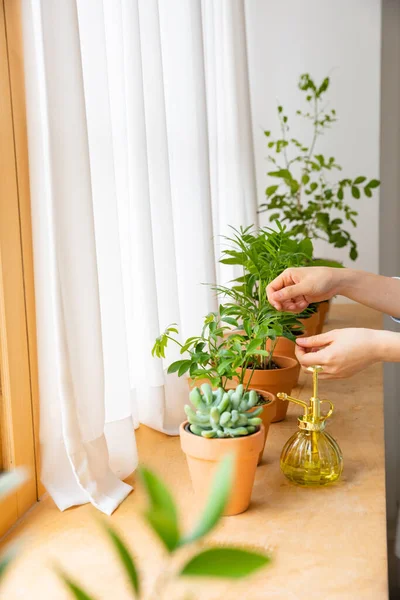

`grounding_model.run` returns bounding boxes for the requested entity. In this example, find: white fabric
[21,0,257,513]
